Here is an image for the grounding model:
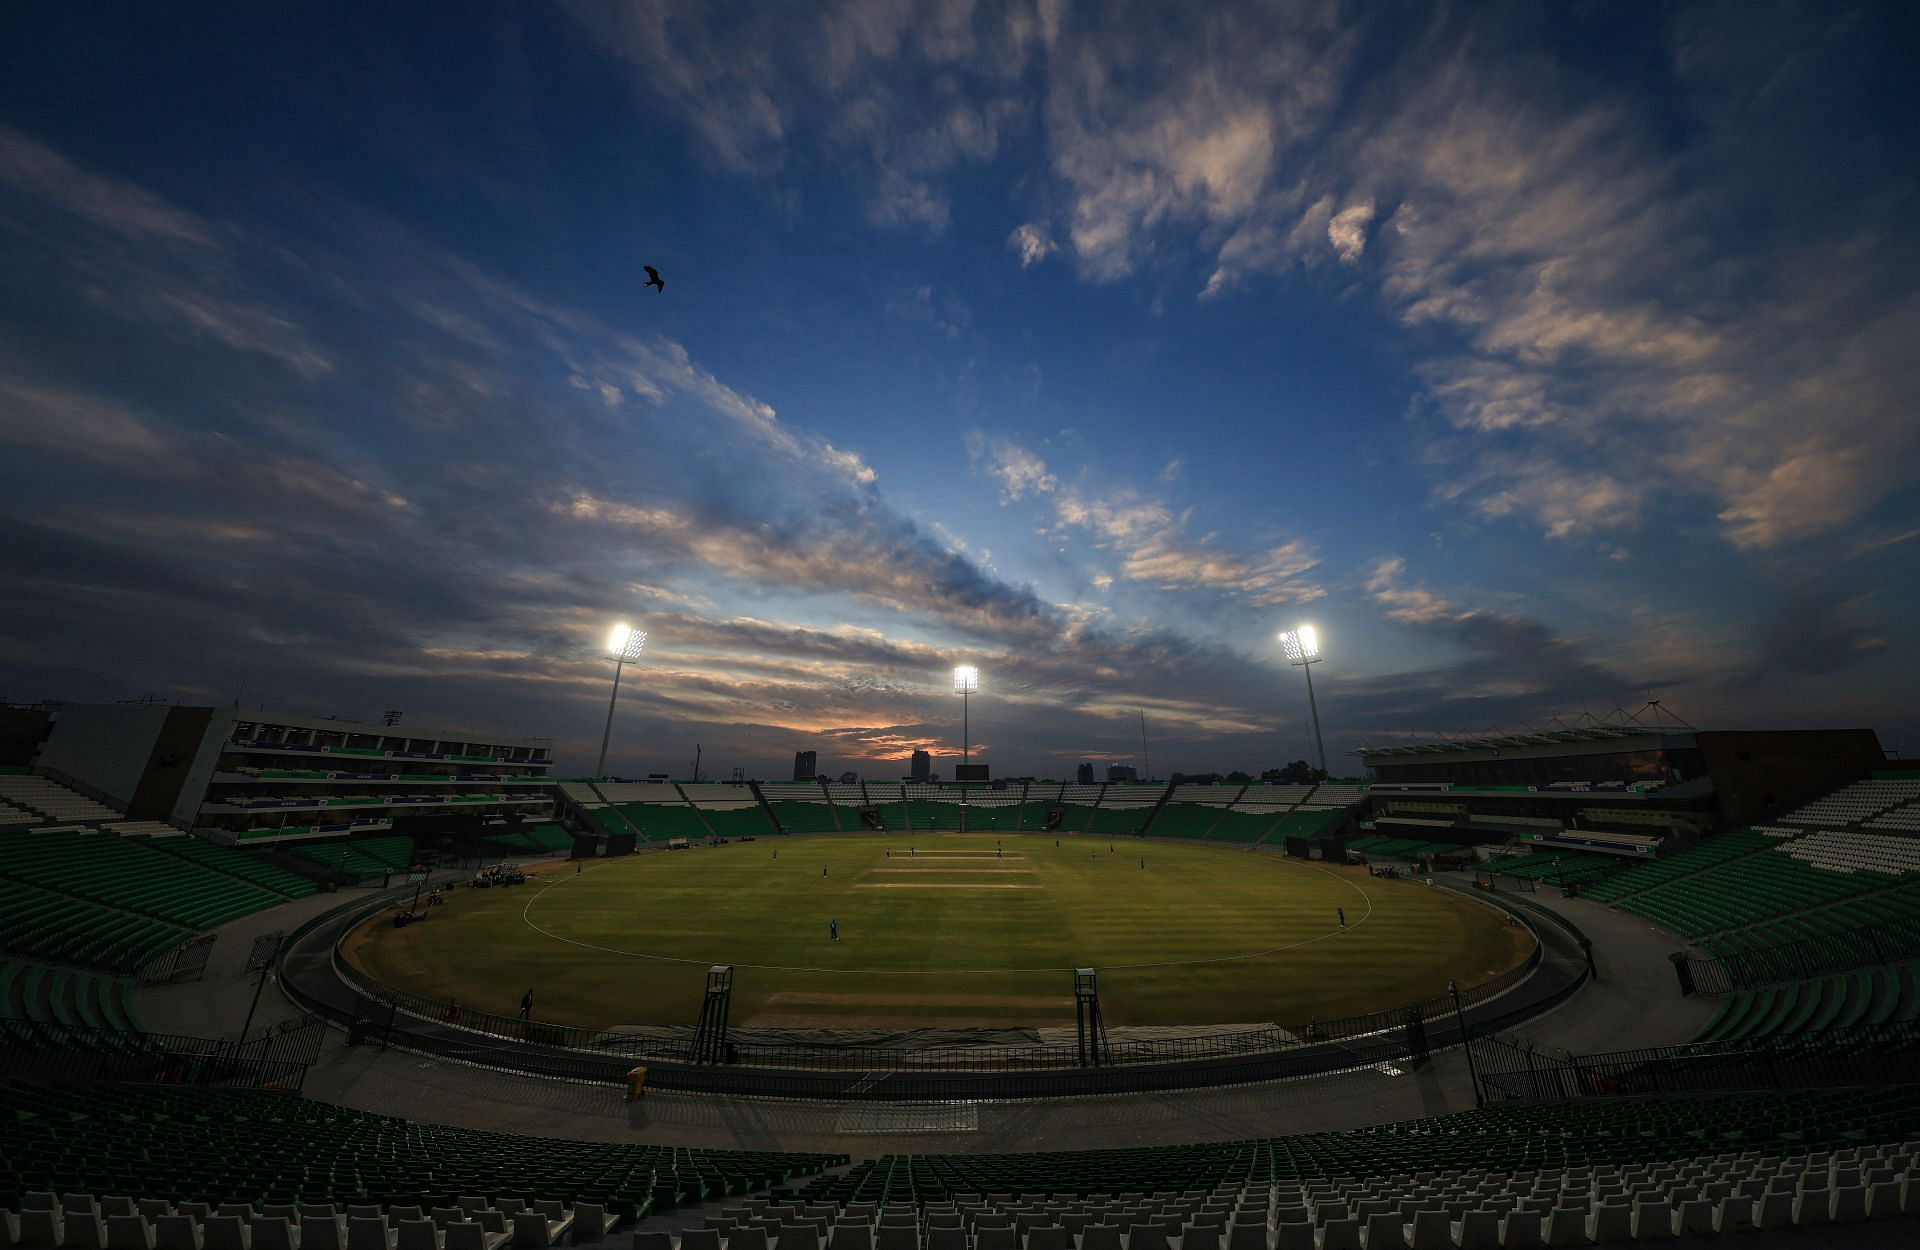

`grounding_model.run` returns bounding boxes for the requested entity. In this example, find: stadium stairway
[1692,961,1920,1044]
[0,959,142,1033]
